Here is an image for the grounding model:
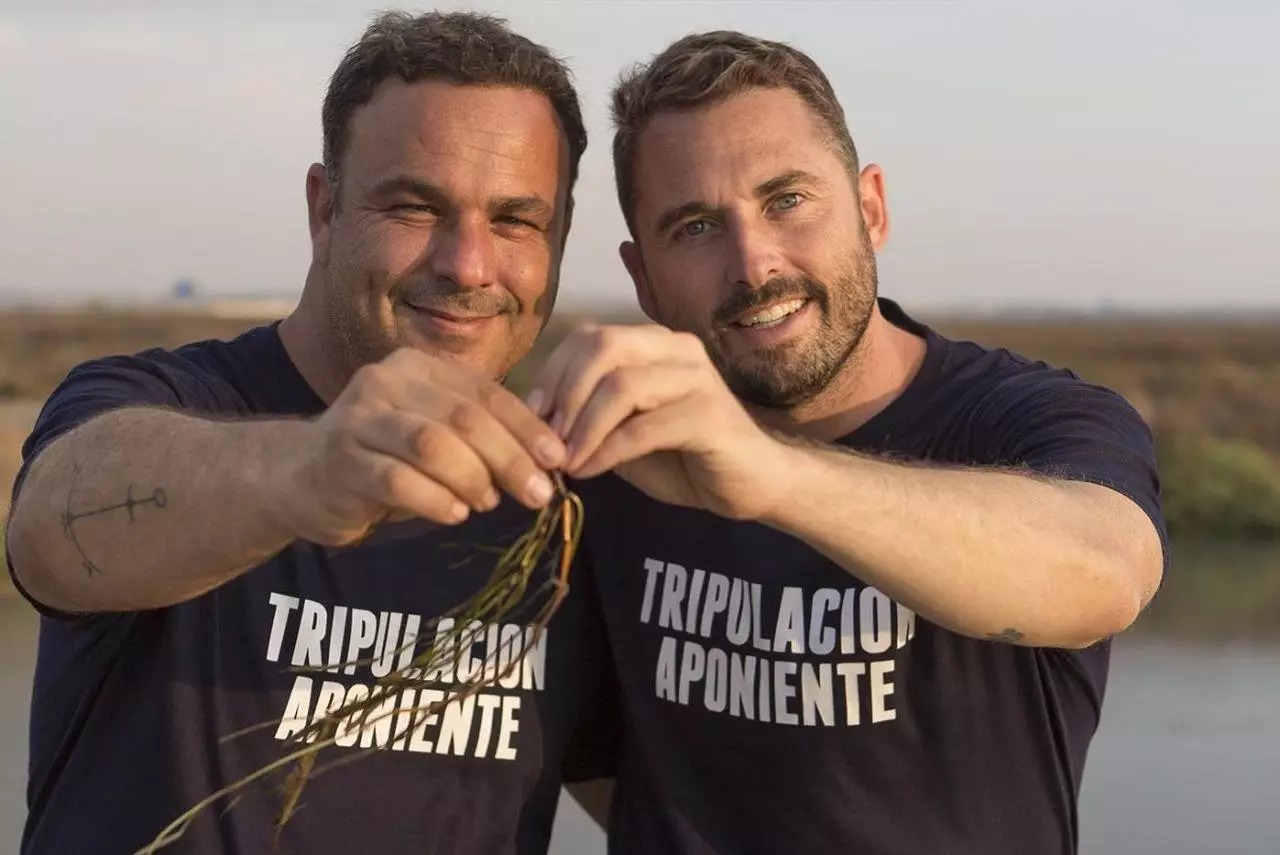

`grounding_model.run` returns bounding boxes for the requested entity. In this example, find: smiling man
[5,12,612,854]
[530,30,1168,855]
